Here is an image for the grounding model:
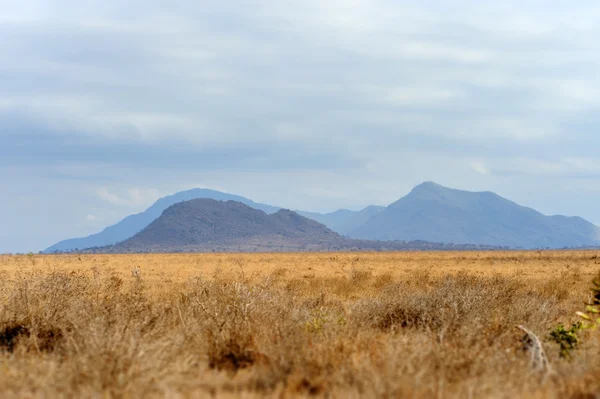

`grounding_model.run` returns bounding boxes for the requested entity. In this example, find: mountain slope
[44,189,280,253]
[45,189,386,253]
[298,205,385,235]
[47,182,600,252]
[101,199,502,253]
[112,199,344,252]
[349,182,600,249]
